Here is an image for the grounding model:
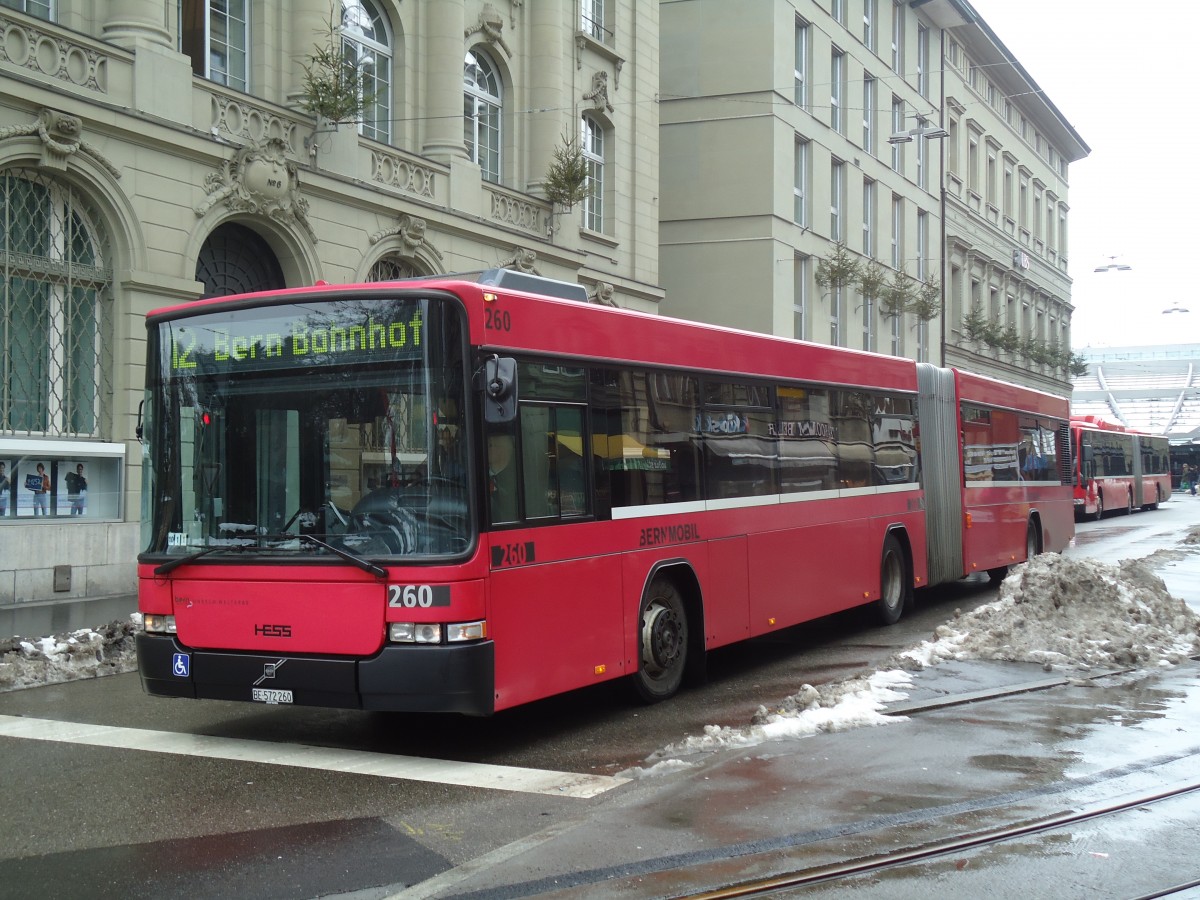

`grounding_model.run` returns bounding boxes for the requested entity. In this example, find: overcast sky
[968,0,1197,348]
